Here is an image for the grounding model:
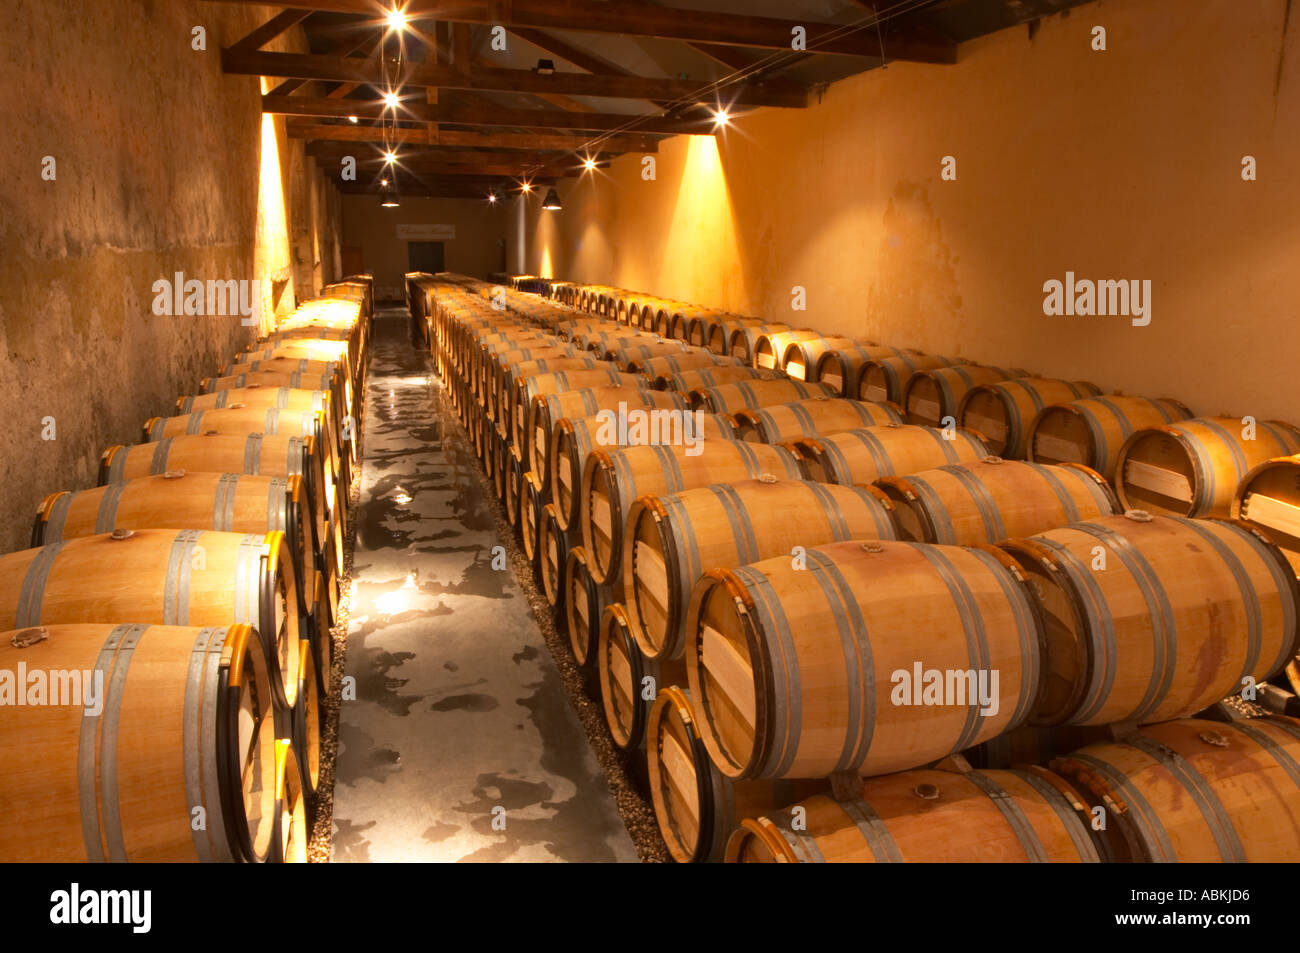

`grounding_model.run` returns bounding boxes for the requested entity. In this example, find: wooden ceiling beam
[229,10,312,53]
[221,49,808,107]
[263,94,715,135]
[198,1,957,61]
[285,120,660,153]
